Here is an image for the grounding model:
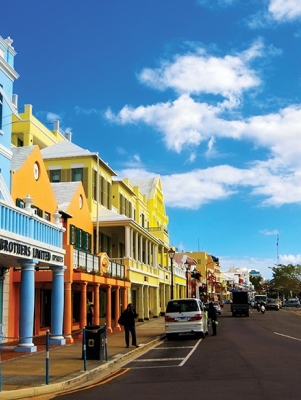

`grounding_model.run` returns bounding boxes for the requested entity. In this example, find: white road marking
[179,338,202,366]
[134,358,184,362]
[154,346,194,350]
[274,332,301,341]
